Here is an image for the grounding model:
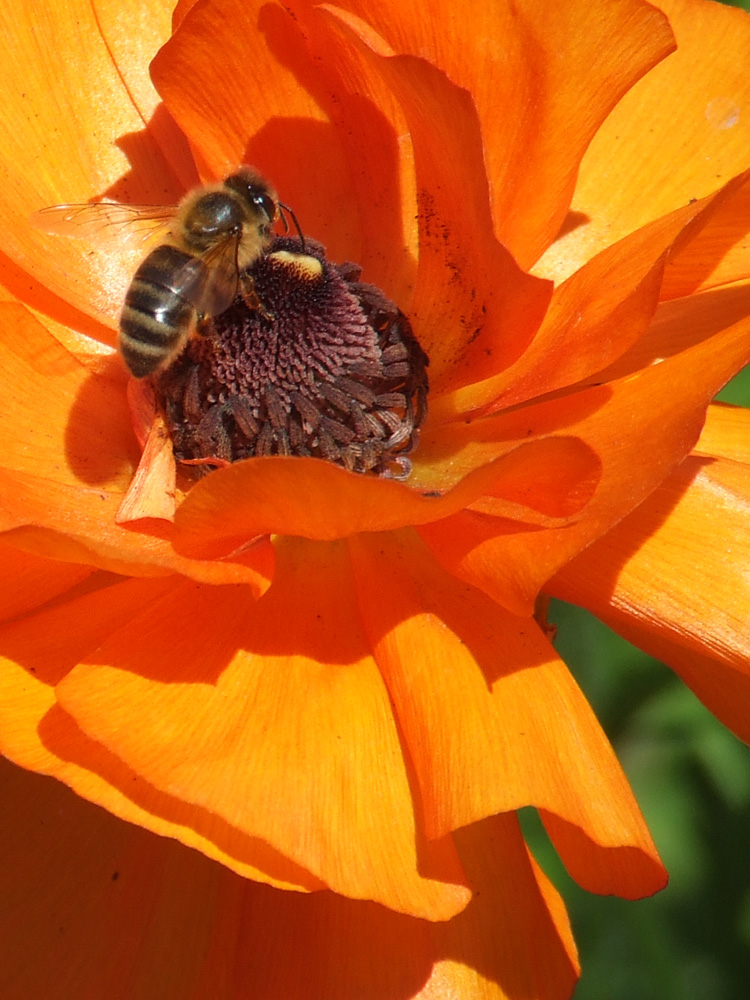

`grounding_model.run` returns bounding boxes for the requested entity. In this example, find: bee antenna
[278,202,306,252]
